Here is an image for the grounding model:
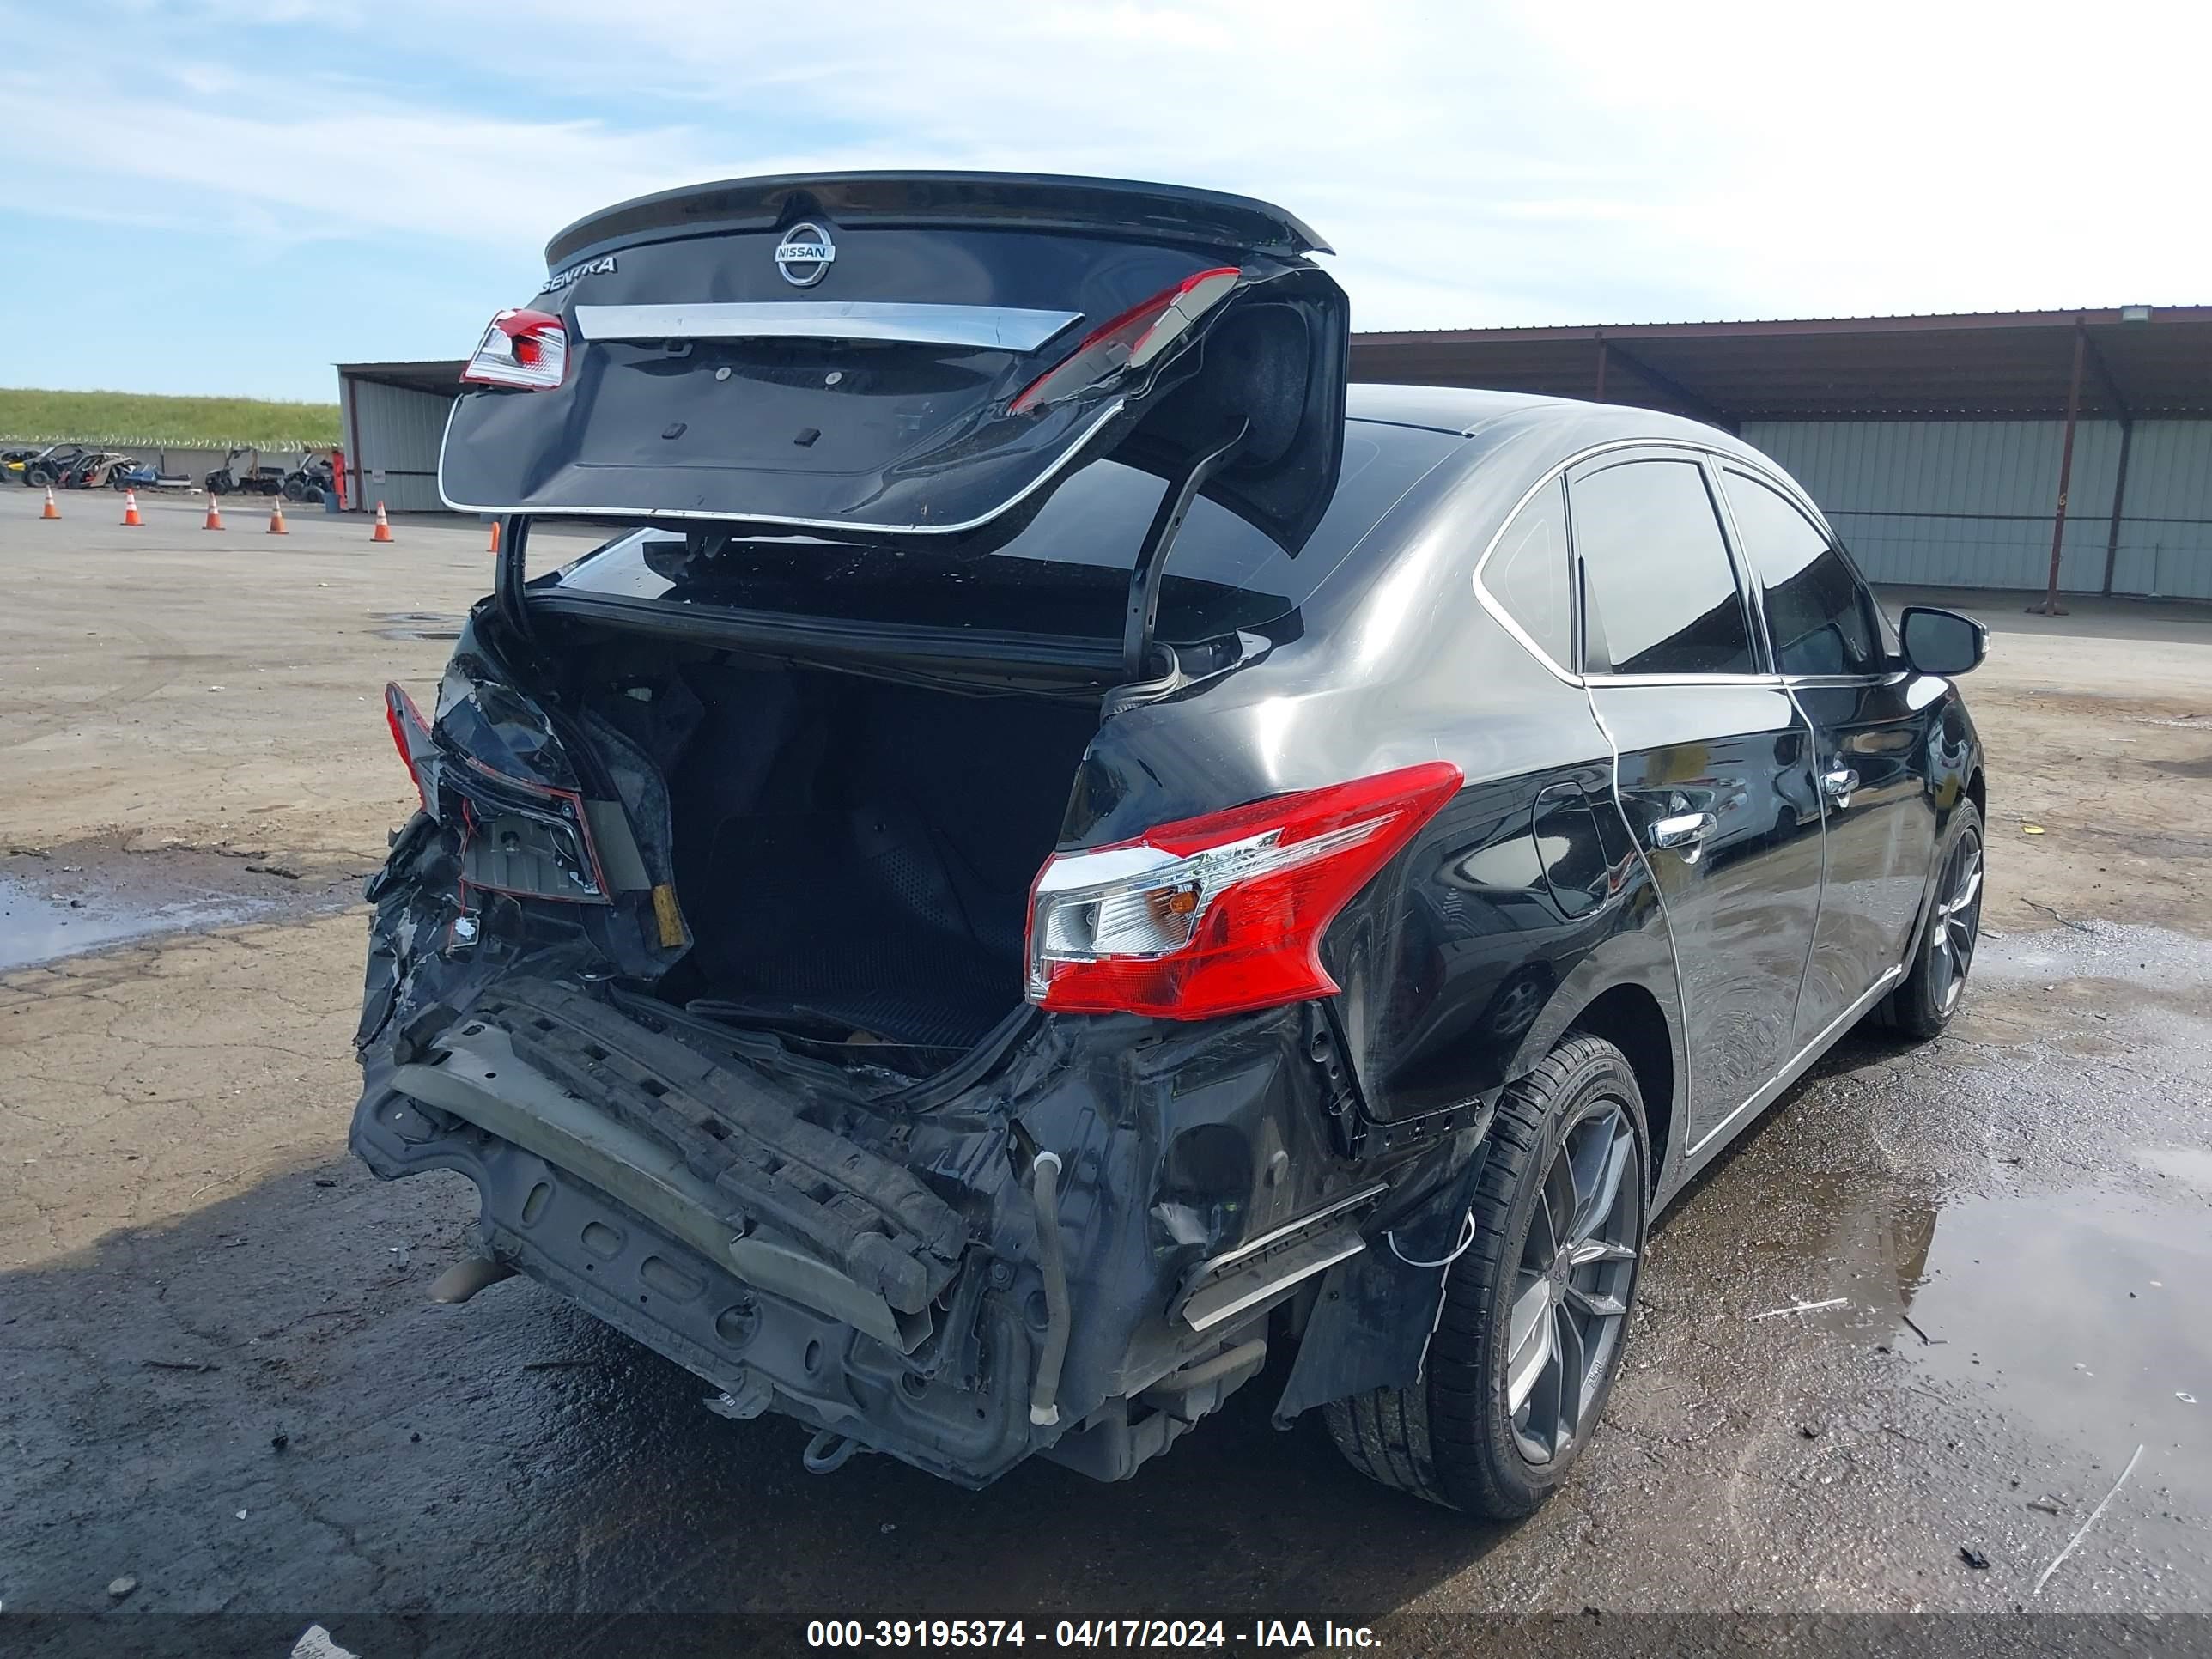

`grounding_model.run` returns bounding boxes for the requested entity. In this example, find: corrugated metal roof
[335,361,466,397]
[1352,307,2212,422]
